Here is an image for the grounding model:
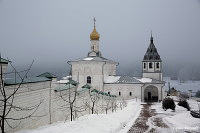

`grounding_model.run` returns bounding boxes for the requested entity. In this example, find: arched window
[144,63,146,69]
[149,62,153,69]
[156,62,159,68]
[108,92,110,95]
[119,92,121,96]
[87,76,91,84]
[129,92,132,96]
